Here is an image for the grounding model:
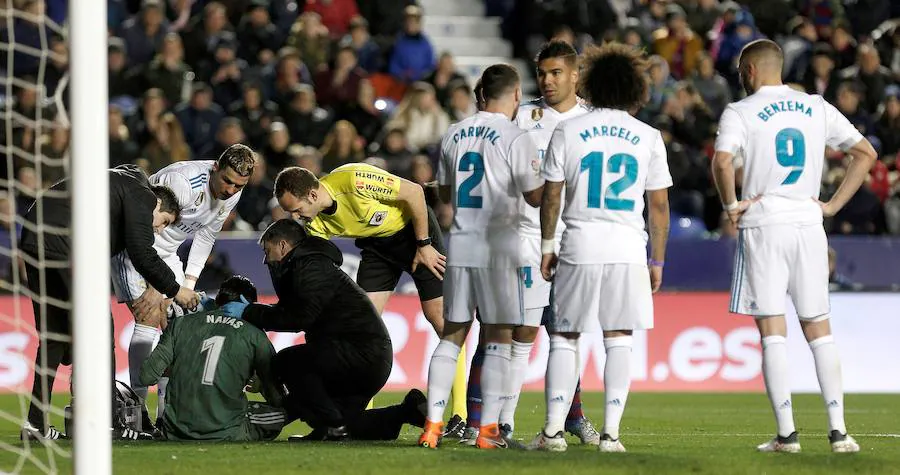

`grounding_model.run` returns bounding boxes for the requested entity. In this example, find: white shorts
[519,236,552,311]
[551,263,653,333]
[111,251,184,303]
[730,224,829,319]
[445,266,525,326]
